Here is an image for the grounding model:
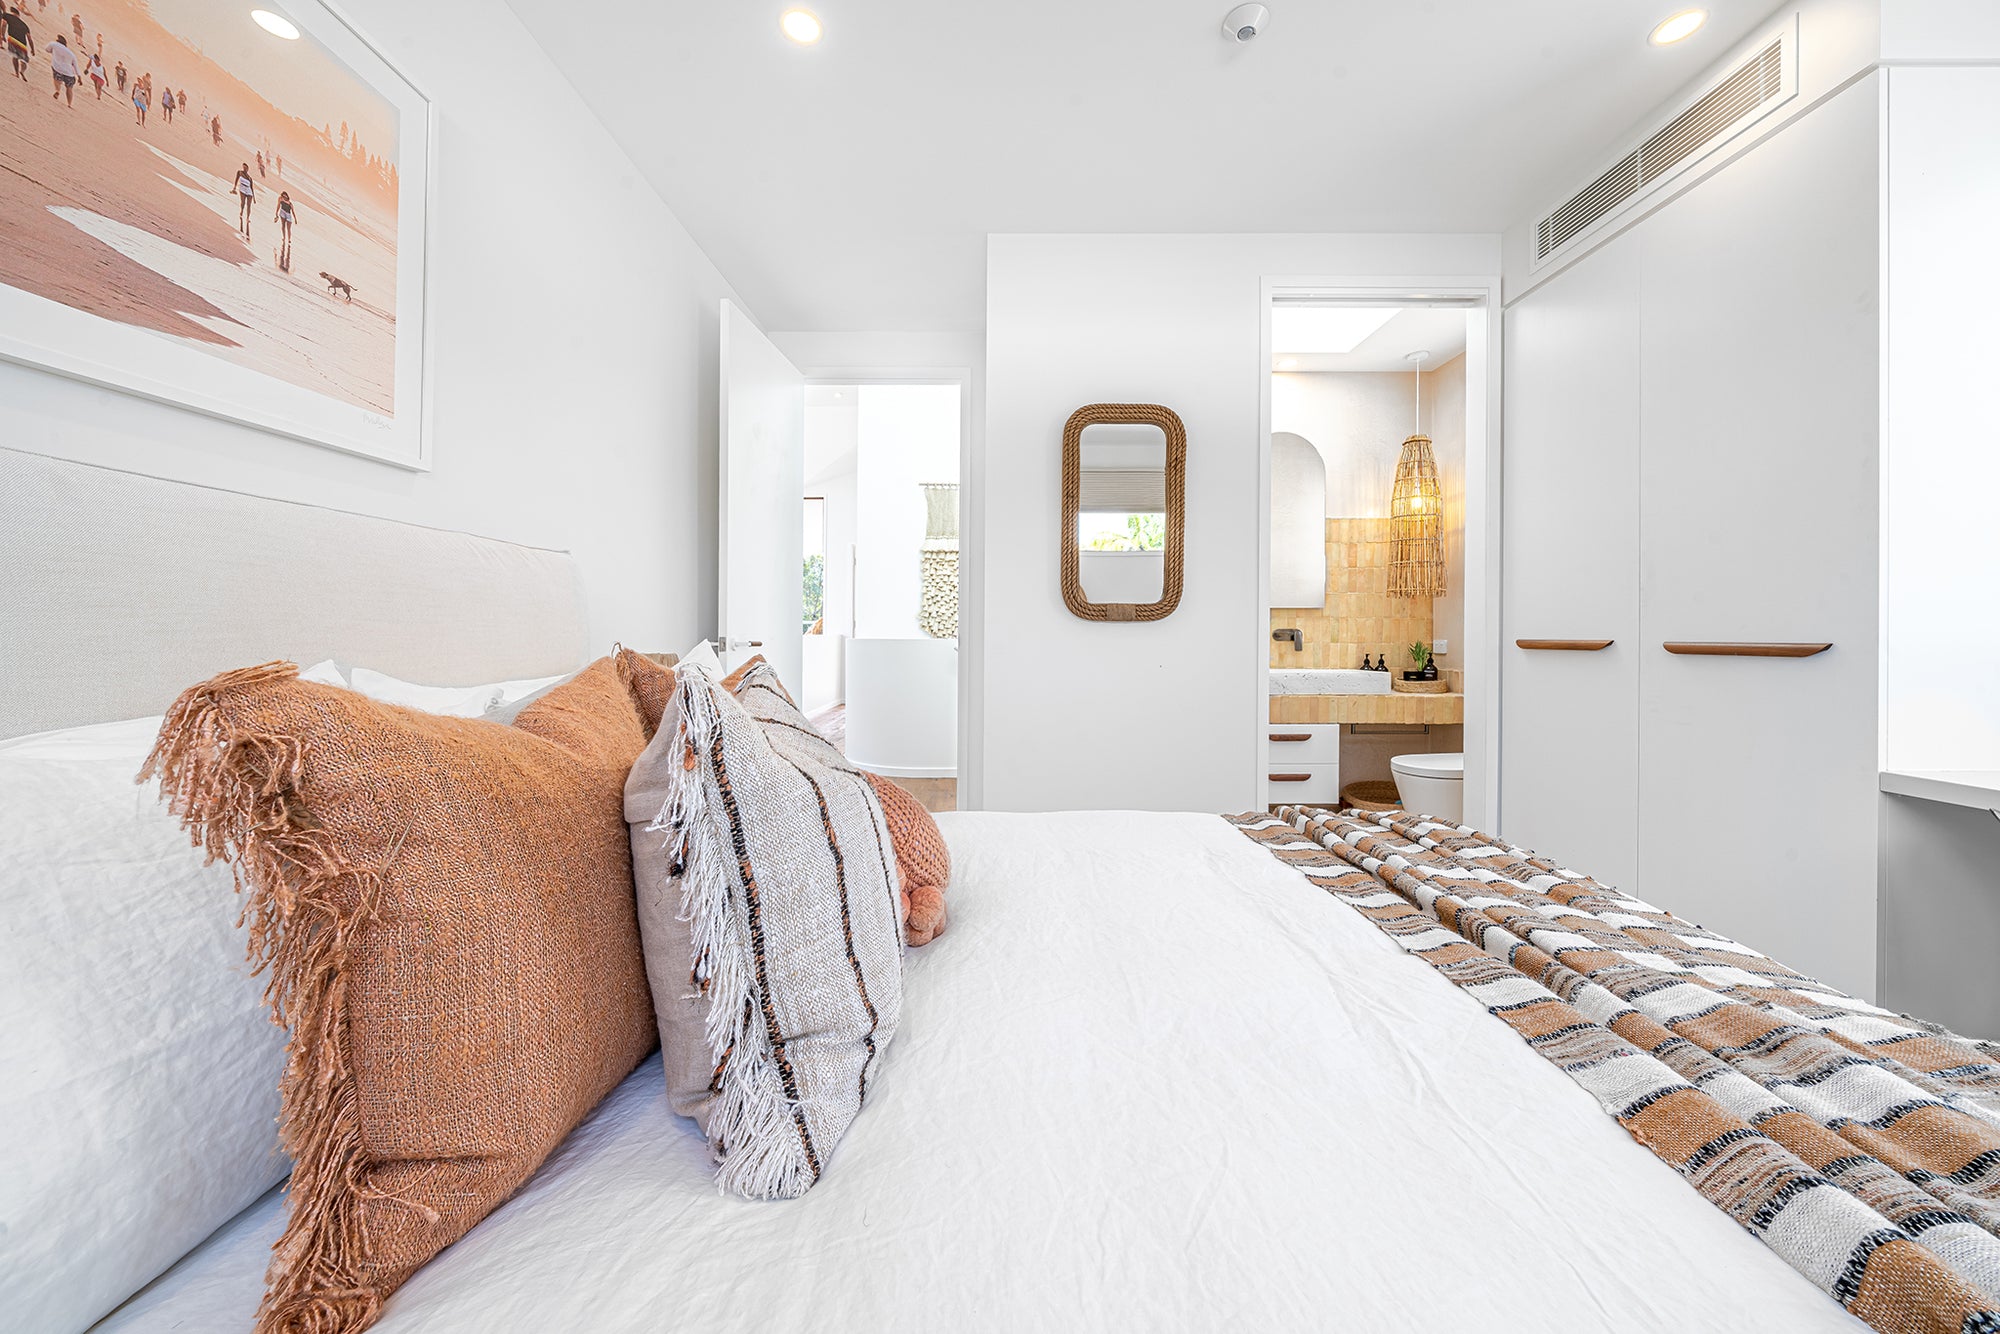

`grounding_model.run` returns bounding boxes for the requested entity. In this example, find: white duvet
[97,812,1862,1333]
